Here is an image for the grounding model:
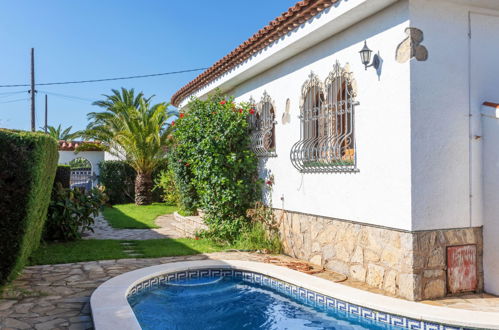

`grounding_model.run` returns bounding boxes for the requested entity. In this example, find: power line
[0,67,208,88]
[0,90,28,96]
[0,97,30,104]
[0,91,28,99]
[38,90,94,102]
